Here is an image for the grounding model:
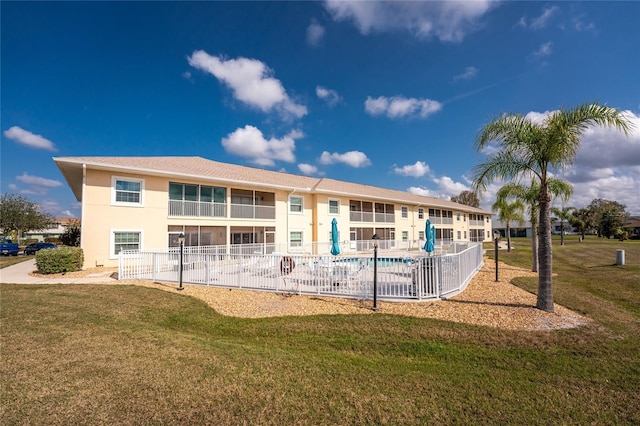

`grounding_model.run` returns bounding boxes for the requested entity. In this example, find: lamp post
[372,233,380,311]
[493,231,500,282]
[178,232,185,291]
